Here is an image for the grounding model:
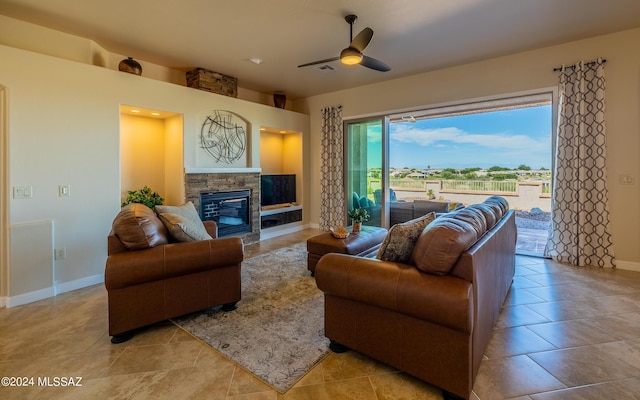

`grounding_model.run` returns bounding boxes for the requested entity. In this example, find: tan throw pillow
[155,201,212,242]
[377,212,436,263]
[410,218,478,275]
[112,203,169,250]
